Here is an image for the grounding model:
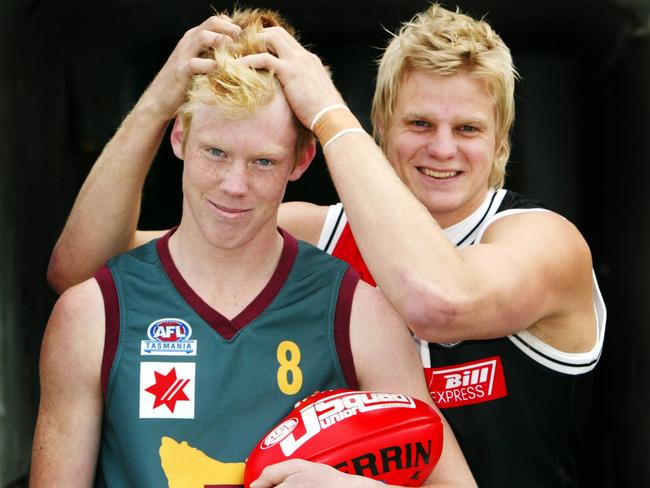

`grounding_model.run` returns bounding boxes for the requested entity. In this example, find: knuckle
[181,27,196,41]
